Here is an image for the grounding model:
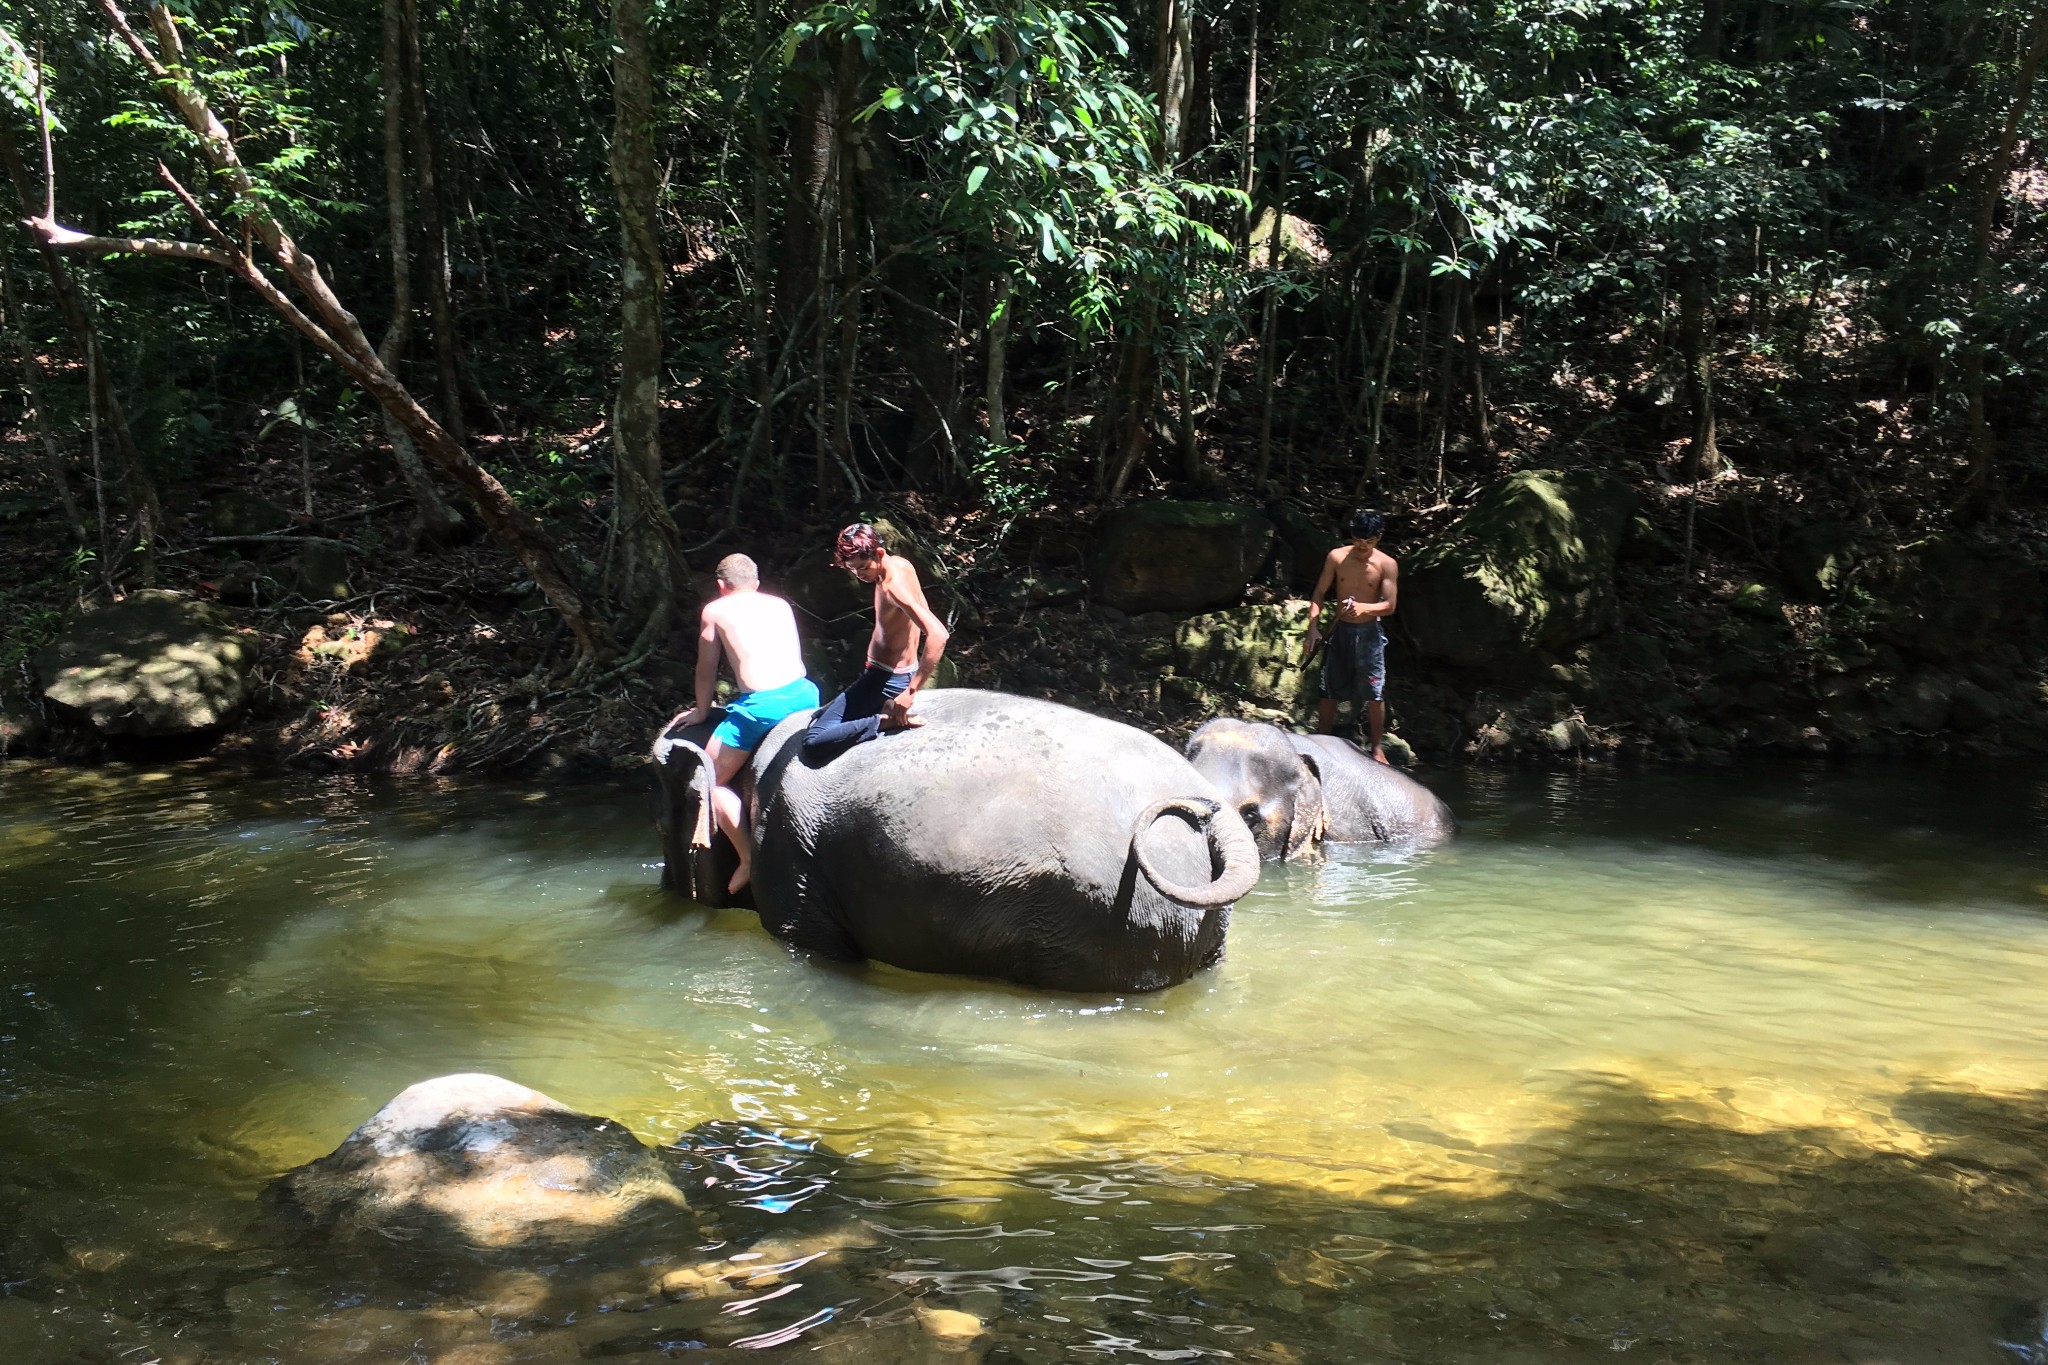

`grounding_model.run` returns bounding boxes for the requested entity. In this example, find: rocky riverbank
[3,467,2044,774]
